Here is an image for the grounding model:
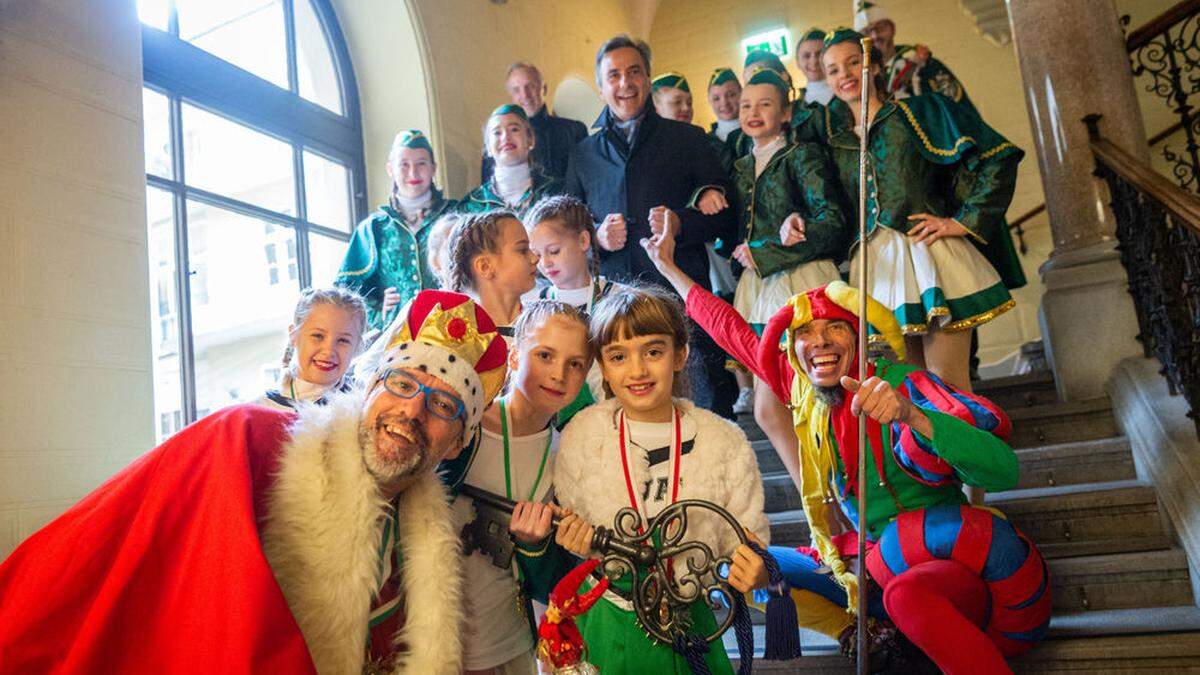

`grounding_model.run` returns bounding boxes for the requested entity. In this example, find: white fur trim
[854,6,888,31]
[261,391,464,674]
